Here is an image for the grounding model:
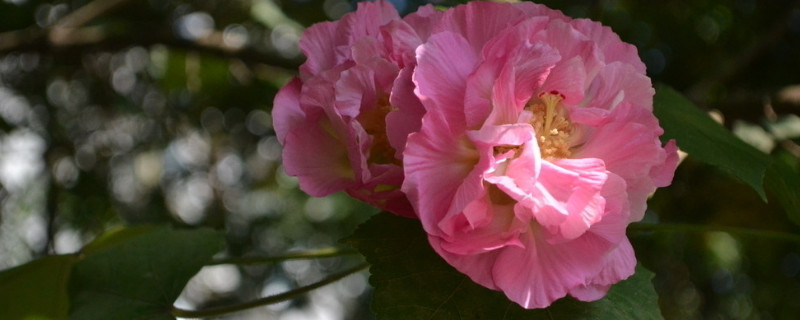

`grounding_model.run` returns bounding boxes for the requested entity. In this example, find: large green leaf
[653,84,770,200]
[765,152,800,227]
[0,254,77,320]
[345,212,663,320]
[68,226,225,320]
